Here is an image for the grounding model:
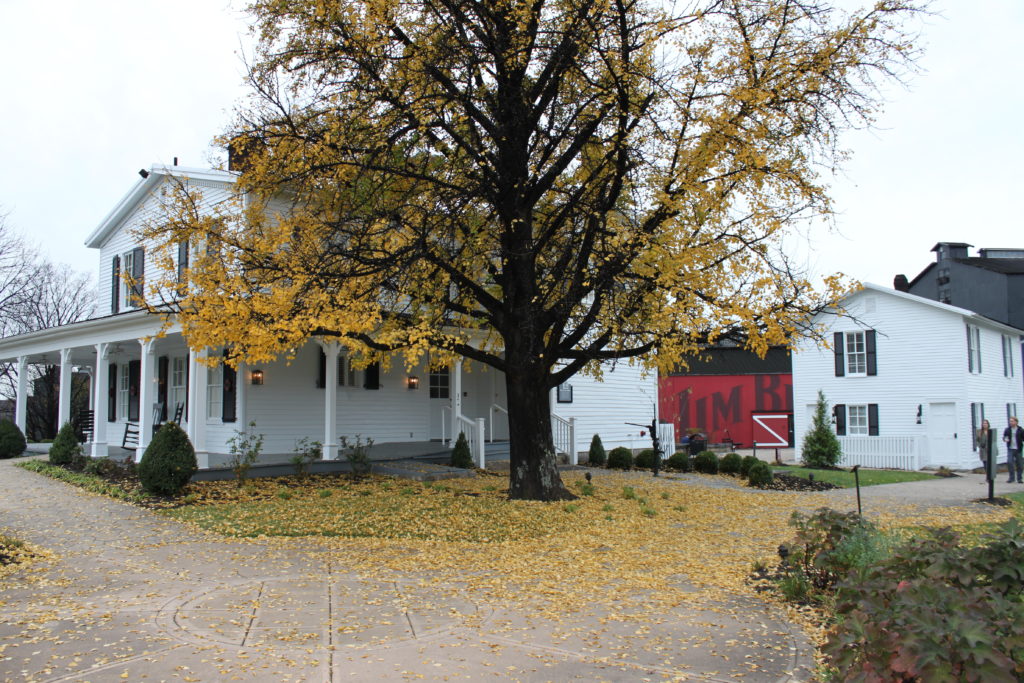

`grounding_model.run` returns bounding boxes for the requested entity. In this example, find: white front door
[927,402,958,465]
